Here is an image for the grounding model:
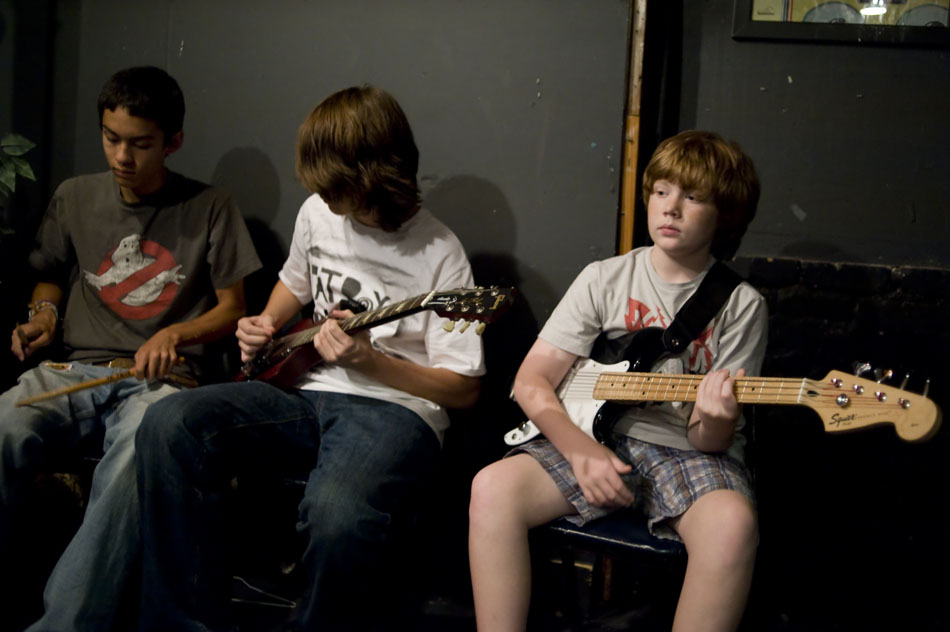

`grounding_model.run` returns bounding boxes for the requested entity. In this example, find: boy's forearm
[259,280,306,331]
[30,281,65,306]
[514,372,598,457]
[686,410,740,452]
